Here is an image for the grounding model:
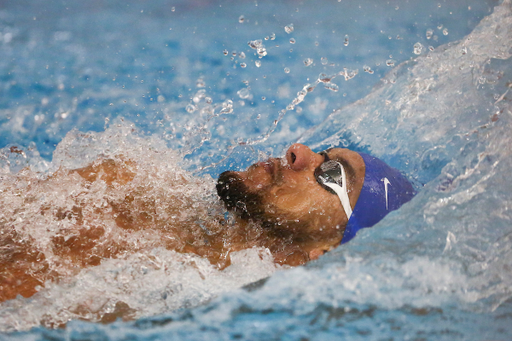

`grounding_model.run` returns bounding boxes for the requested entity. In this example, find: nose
[285,143,324,171]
